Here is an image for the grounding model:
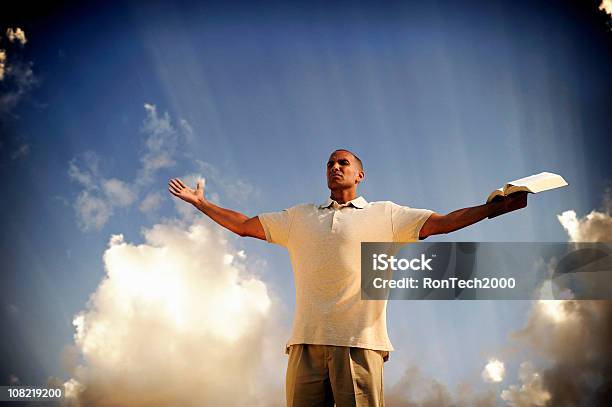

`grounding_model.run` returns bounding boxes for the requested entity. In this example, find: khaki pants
[286,344,387,407]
